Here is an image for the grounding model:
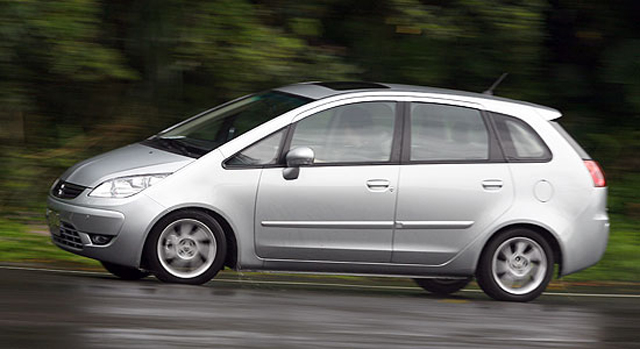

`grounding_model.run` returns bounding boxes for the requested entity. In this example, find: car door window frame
[224,100,405,169]
[401,102,505,164]
[282,100,404,167]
